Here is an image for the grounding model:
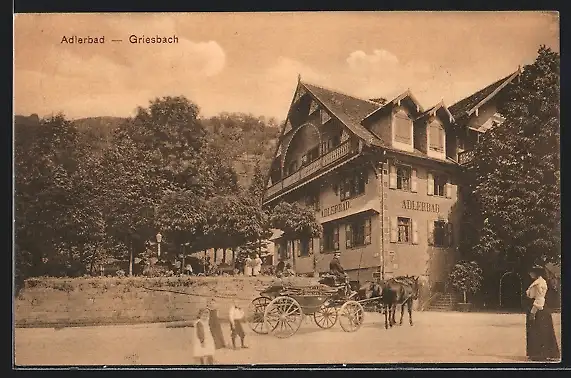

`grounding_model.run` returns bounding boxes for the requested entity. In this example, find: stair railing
[421,291,442,311]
